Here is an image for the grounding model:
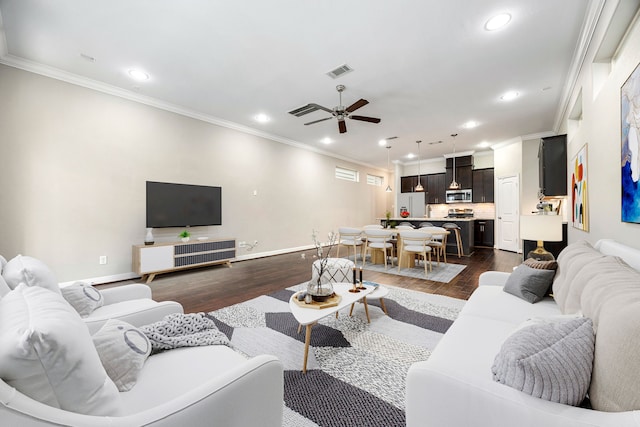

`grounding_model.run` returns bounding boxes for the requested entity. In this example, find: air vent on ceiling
[326,64,354,79]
